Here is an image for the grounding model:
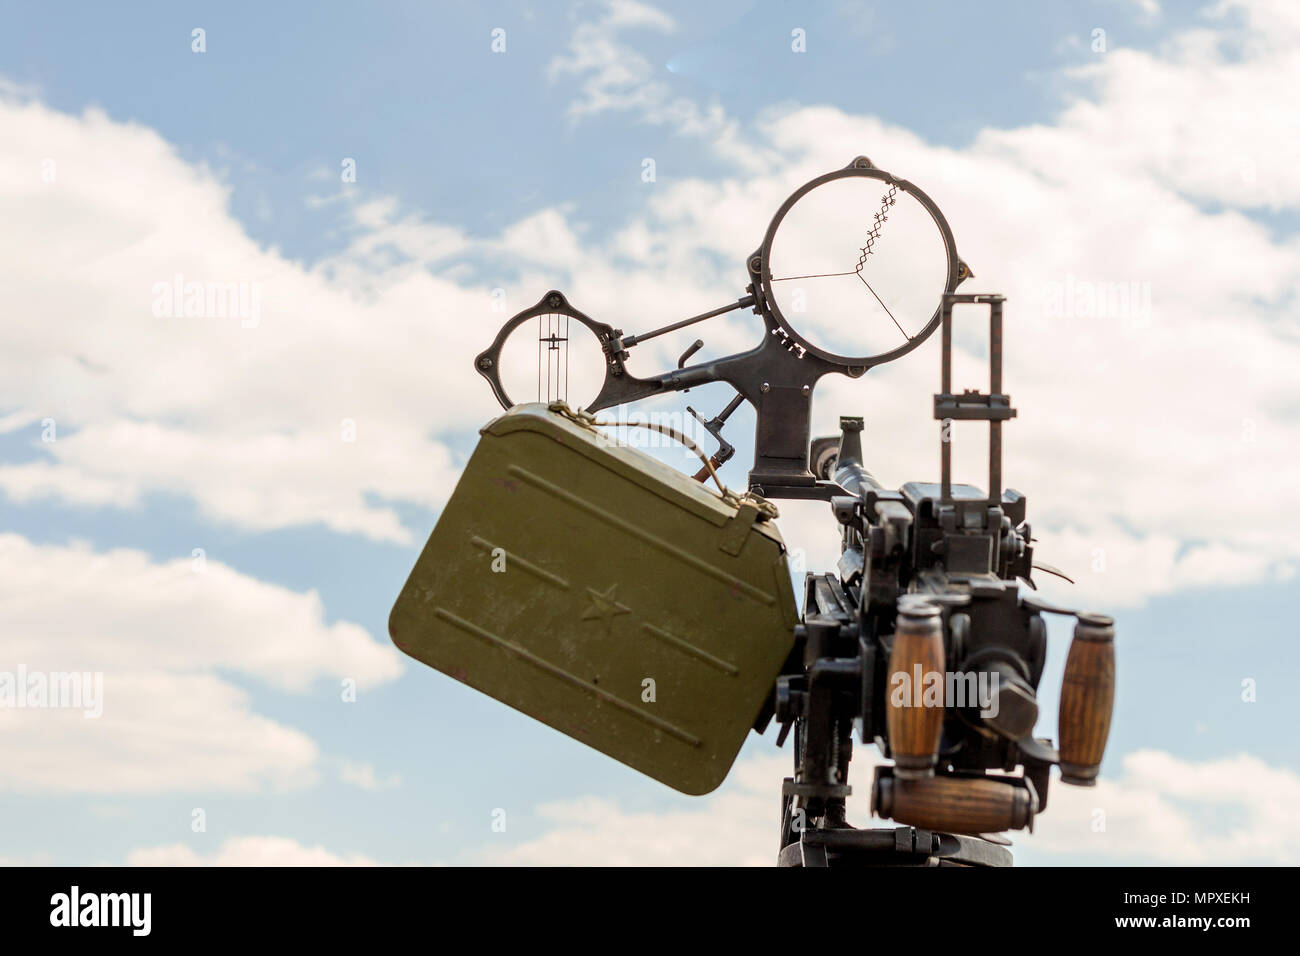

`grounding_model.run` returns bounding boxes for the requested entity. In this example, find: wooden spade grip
[873,773,1036,834]
[885,599,945,779]
[1058,613,1116,786]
